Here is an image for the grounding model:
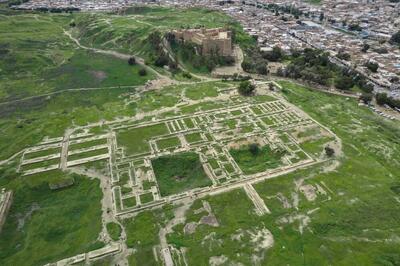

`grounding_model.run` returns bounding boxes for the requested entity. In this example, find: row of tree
[275,48,374,93]
[376,93,400,109]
